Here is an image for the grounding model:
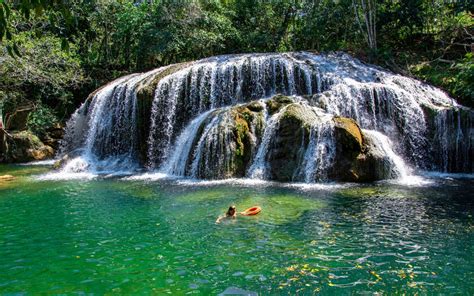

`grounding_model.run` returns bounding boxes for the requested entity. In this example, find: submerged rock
[53,154,70,170]
[0,175,15,181]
